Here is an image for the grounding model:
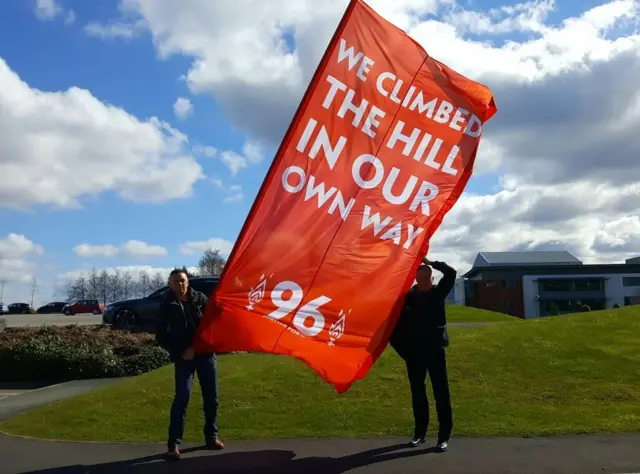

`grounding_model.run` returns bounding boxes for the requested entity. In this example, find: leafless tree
[108,270,122,303]
[88,268,100,300]
[137,270,151,297]
[99,270,109,304]
[69,275,87,301]
[198,248,227,276]
[121,272,133,299]
[29,277,37,307]
[151,271,165,291]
